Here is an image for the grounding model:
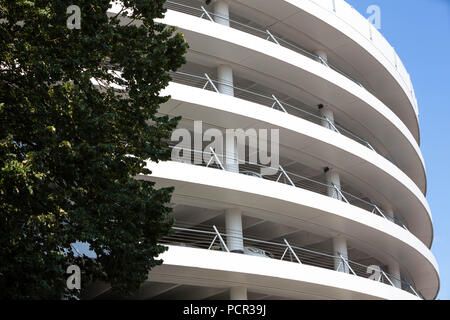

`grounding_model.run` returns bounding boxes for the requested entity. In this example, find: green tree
[0,0,187,299]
